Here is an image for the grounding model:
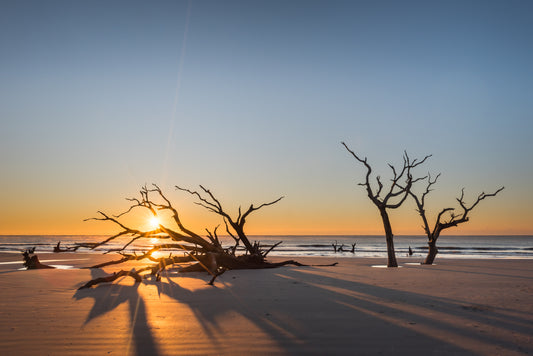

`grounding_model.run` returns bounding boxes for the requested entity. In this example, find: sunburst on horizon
[148,216,160,229]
